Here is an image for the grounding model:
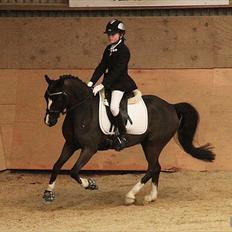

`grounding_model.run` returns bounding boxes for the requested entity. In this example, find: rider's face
[108,33,120,44]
